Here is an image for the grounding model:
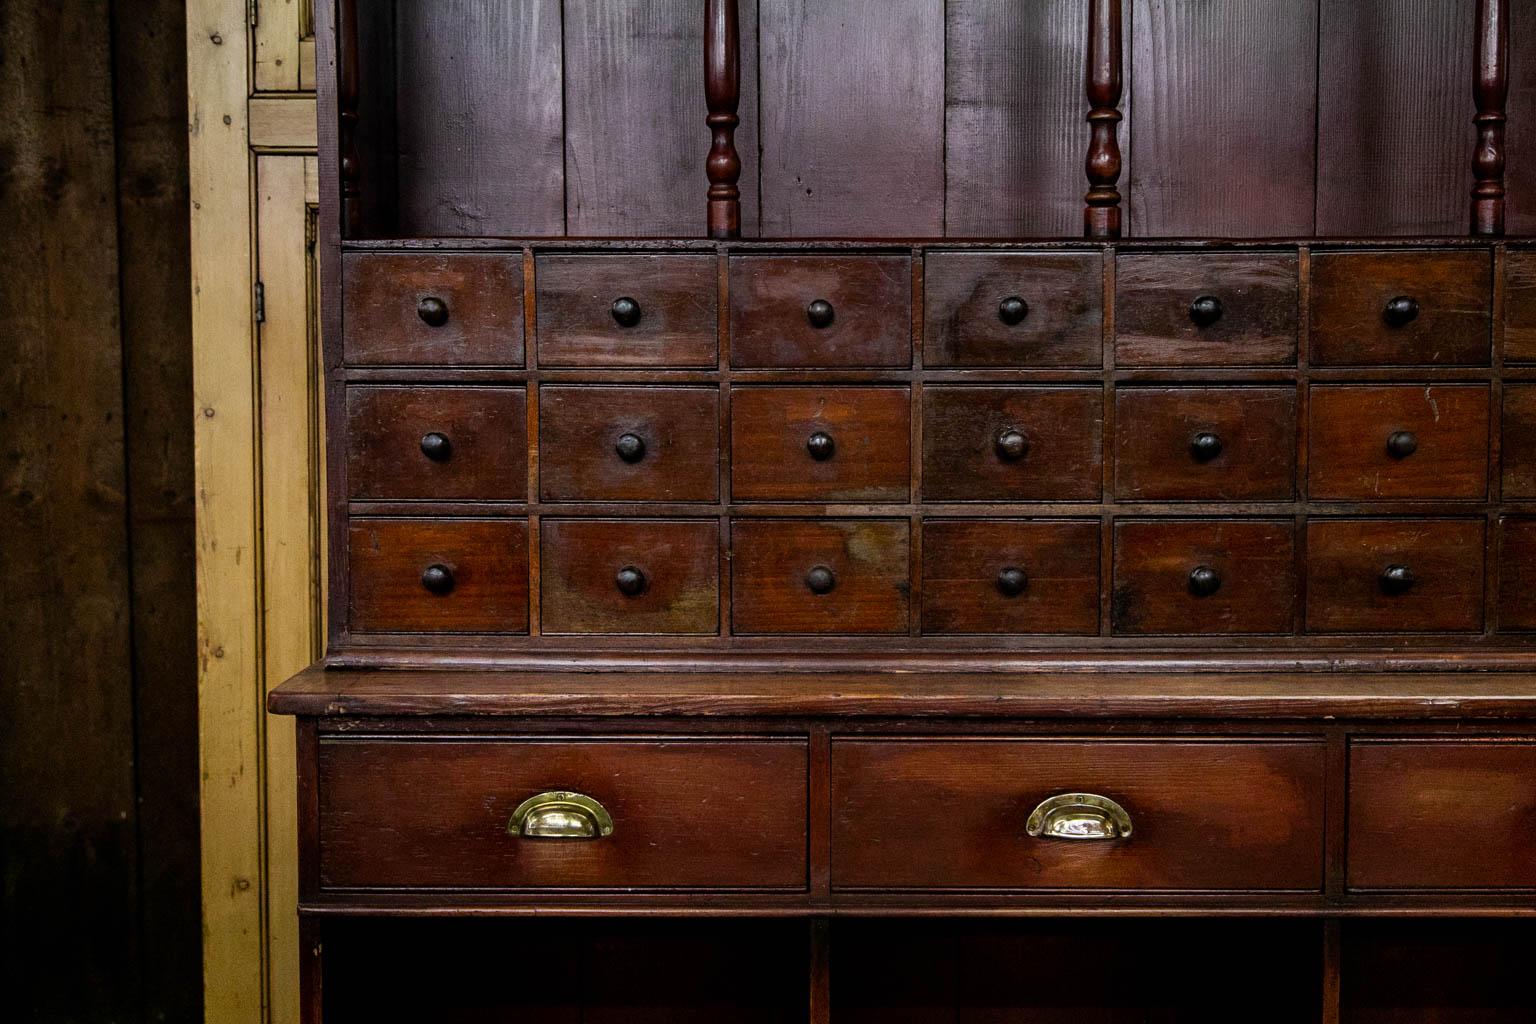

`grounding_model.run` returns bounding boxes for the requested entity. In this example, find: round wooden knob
[419,432,452,462]
[1379,564,1416,595]
[611,296,642,328]
[996,566,1029,597]
[806,431,836,461]
[995,429,1029,462]
[998,296,1029,326]
[806,299,835,329]
[615,565,648,597]
[417,296,449,327]
[420,564,455,595]
[1188,565,1221,597]
[1189,431,1223,463]
[1189,295,1223,328]
[1383,296,1419,327]
[805,565,837,595]
[615,432,647,463]
[1386,430,1418,459]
